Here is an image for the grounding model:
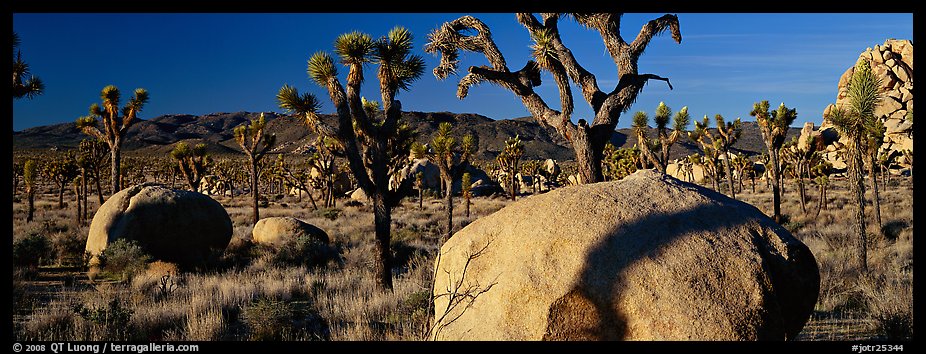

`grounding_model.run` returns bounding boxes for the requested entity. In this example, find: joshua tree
[170,142,210,192]
[520,160,543,194]
[825,59,883,272]
[234,113,277,225]
[732,153,757,194]
[43,153,80,209]
[71,176,83,226]
[275,154,319,210]
[276,27,424,291]
[75,85,149,194]
[496,135,525,200]
[751,101,797,223]
[24,159,37,222]
[426,13,682,183]
[416,171,425,210]
[632,103,690,174]
[690,114,741,199]
[12,32,44,99]
[412,122,477,241]
[811,160,833,218]
[306,136,343,209]
[461,172,472,218]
